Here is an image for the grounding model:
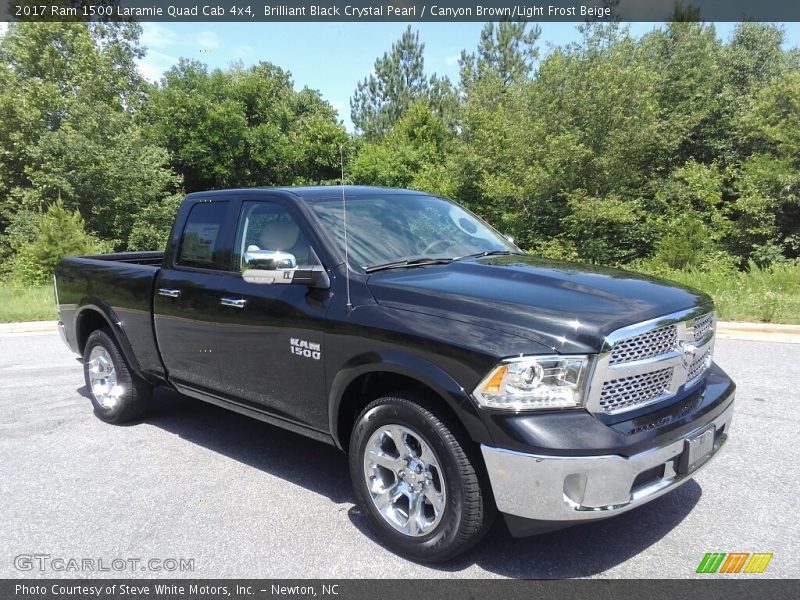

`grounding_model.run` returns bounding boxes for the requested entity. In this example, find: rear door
[154,198,235,393]
[214,198,332,431]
